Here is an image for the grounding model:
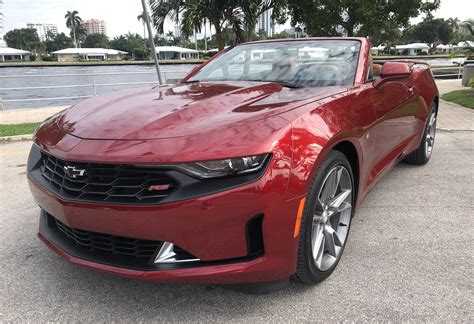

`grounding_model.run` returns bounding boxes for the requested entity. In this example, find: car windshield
[188,40,361,87]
